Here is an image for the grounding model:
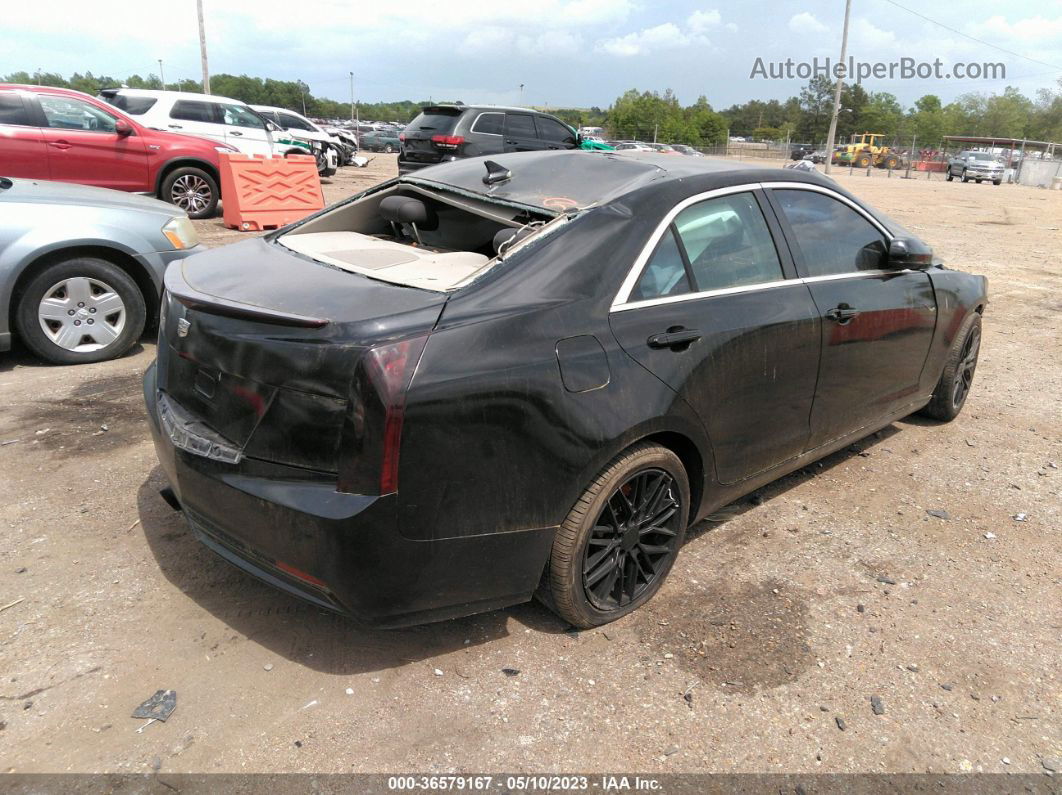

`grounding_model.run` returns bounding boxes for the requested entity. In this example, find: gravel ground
[0,154,1059,775]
